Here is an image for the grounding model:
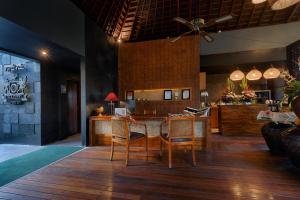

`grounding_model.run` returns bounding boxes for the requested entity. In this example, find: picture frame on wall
[163,90,172,100]
[182,89,190,100]
[126,91,134,100]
